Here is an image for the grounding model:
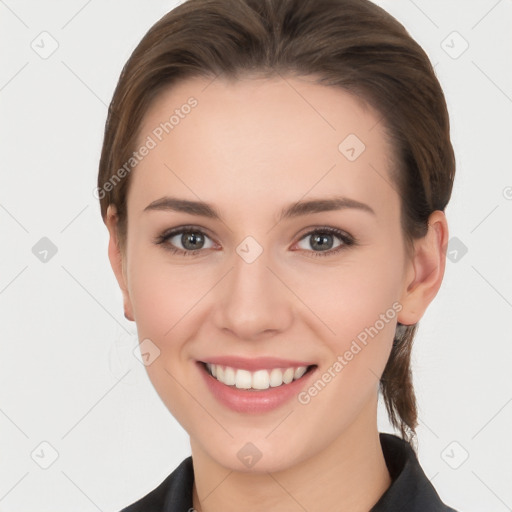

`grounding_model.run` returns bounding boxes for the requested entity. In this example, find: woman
[97,0,458,510]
